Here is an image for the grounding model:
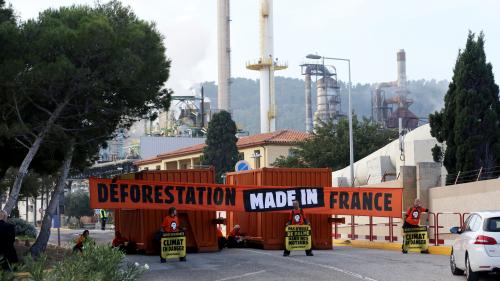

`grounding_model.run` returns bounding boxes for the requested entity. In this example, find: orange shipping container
[114,168,218,253]
[226,168,333,250]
